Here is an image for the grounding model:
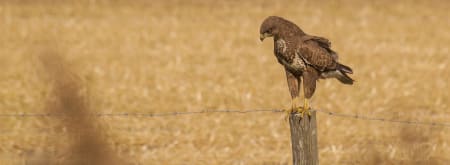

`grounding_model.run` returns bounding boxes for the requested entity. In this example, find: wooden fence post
[289,110,318,165]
